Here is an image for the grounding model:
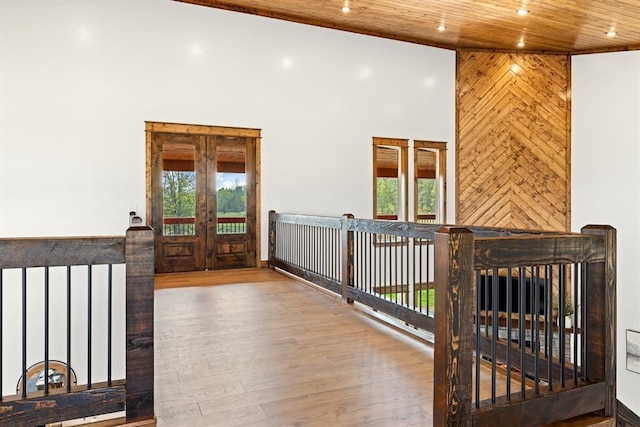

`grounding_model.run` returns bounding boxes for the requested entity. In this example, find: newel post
[125,226,155,423]
[433,227,474,426]
[341,214,355,304]
[581,225,616,417]
[268,210,277,268]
